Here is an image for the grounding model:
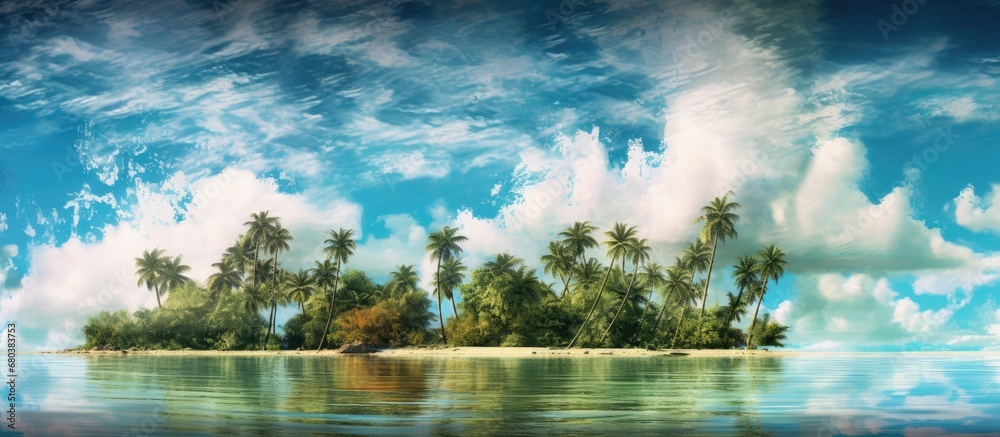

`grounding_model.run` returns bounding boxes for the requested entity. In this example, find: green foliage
[82,283,266,350]
[748,313,789,348]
